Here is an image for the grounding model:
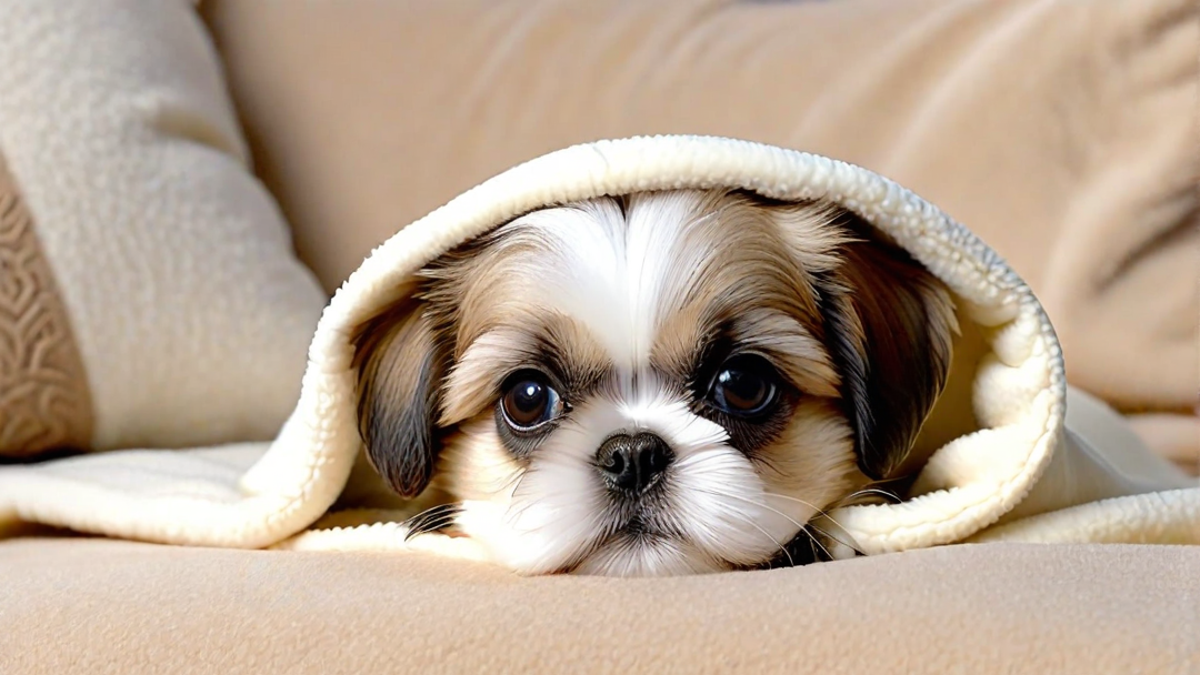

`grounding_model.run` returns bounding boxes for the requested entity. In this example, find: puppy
[353,189,956,576]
